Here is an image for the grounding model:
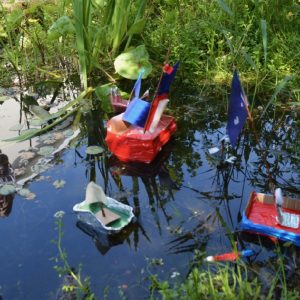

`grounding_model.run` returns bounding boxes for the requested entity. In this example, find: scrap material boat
[240,191,300,245]
[73,181,135,233]
[106,113,176,163]
[106,62,179,163]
